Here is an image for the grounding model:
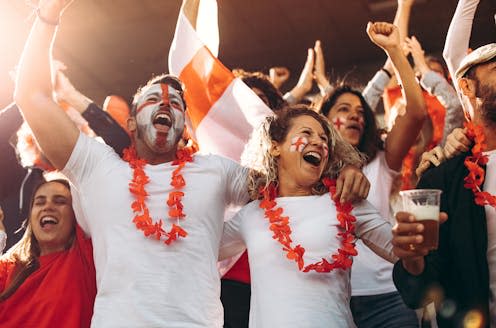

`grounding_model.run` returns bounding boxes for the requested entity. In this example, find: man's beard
[477,82,496,125]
